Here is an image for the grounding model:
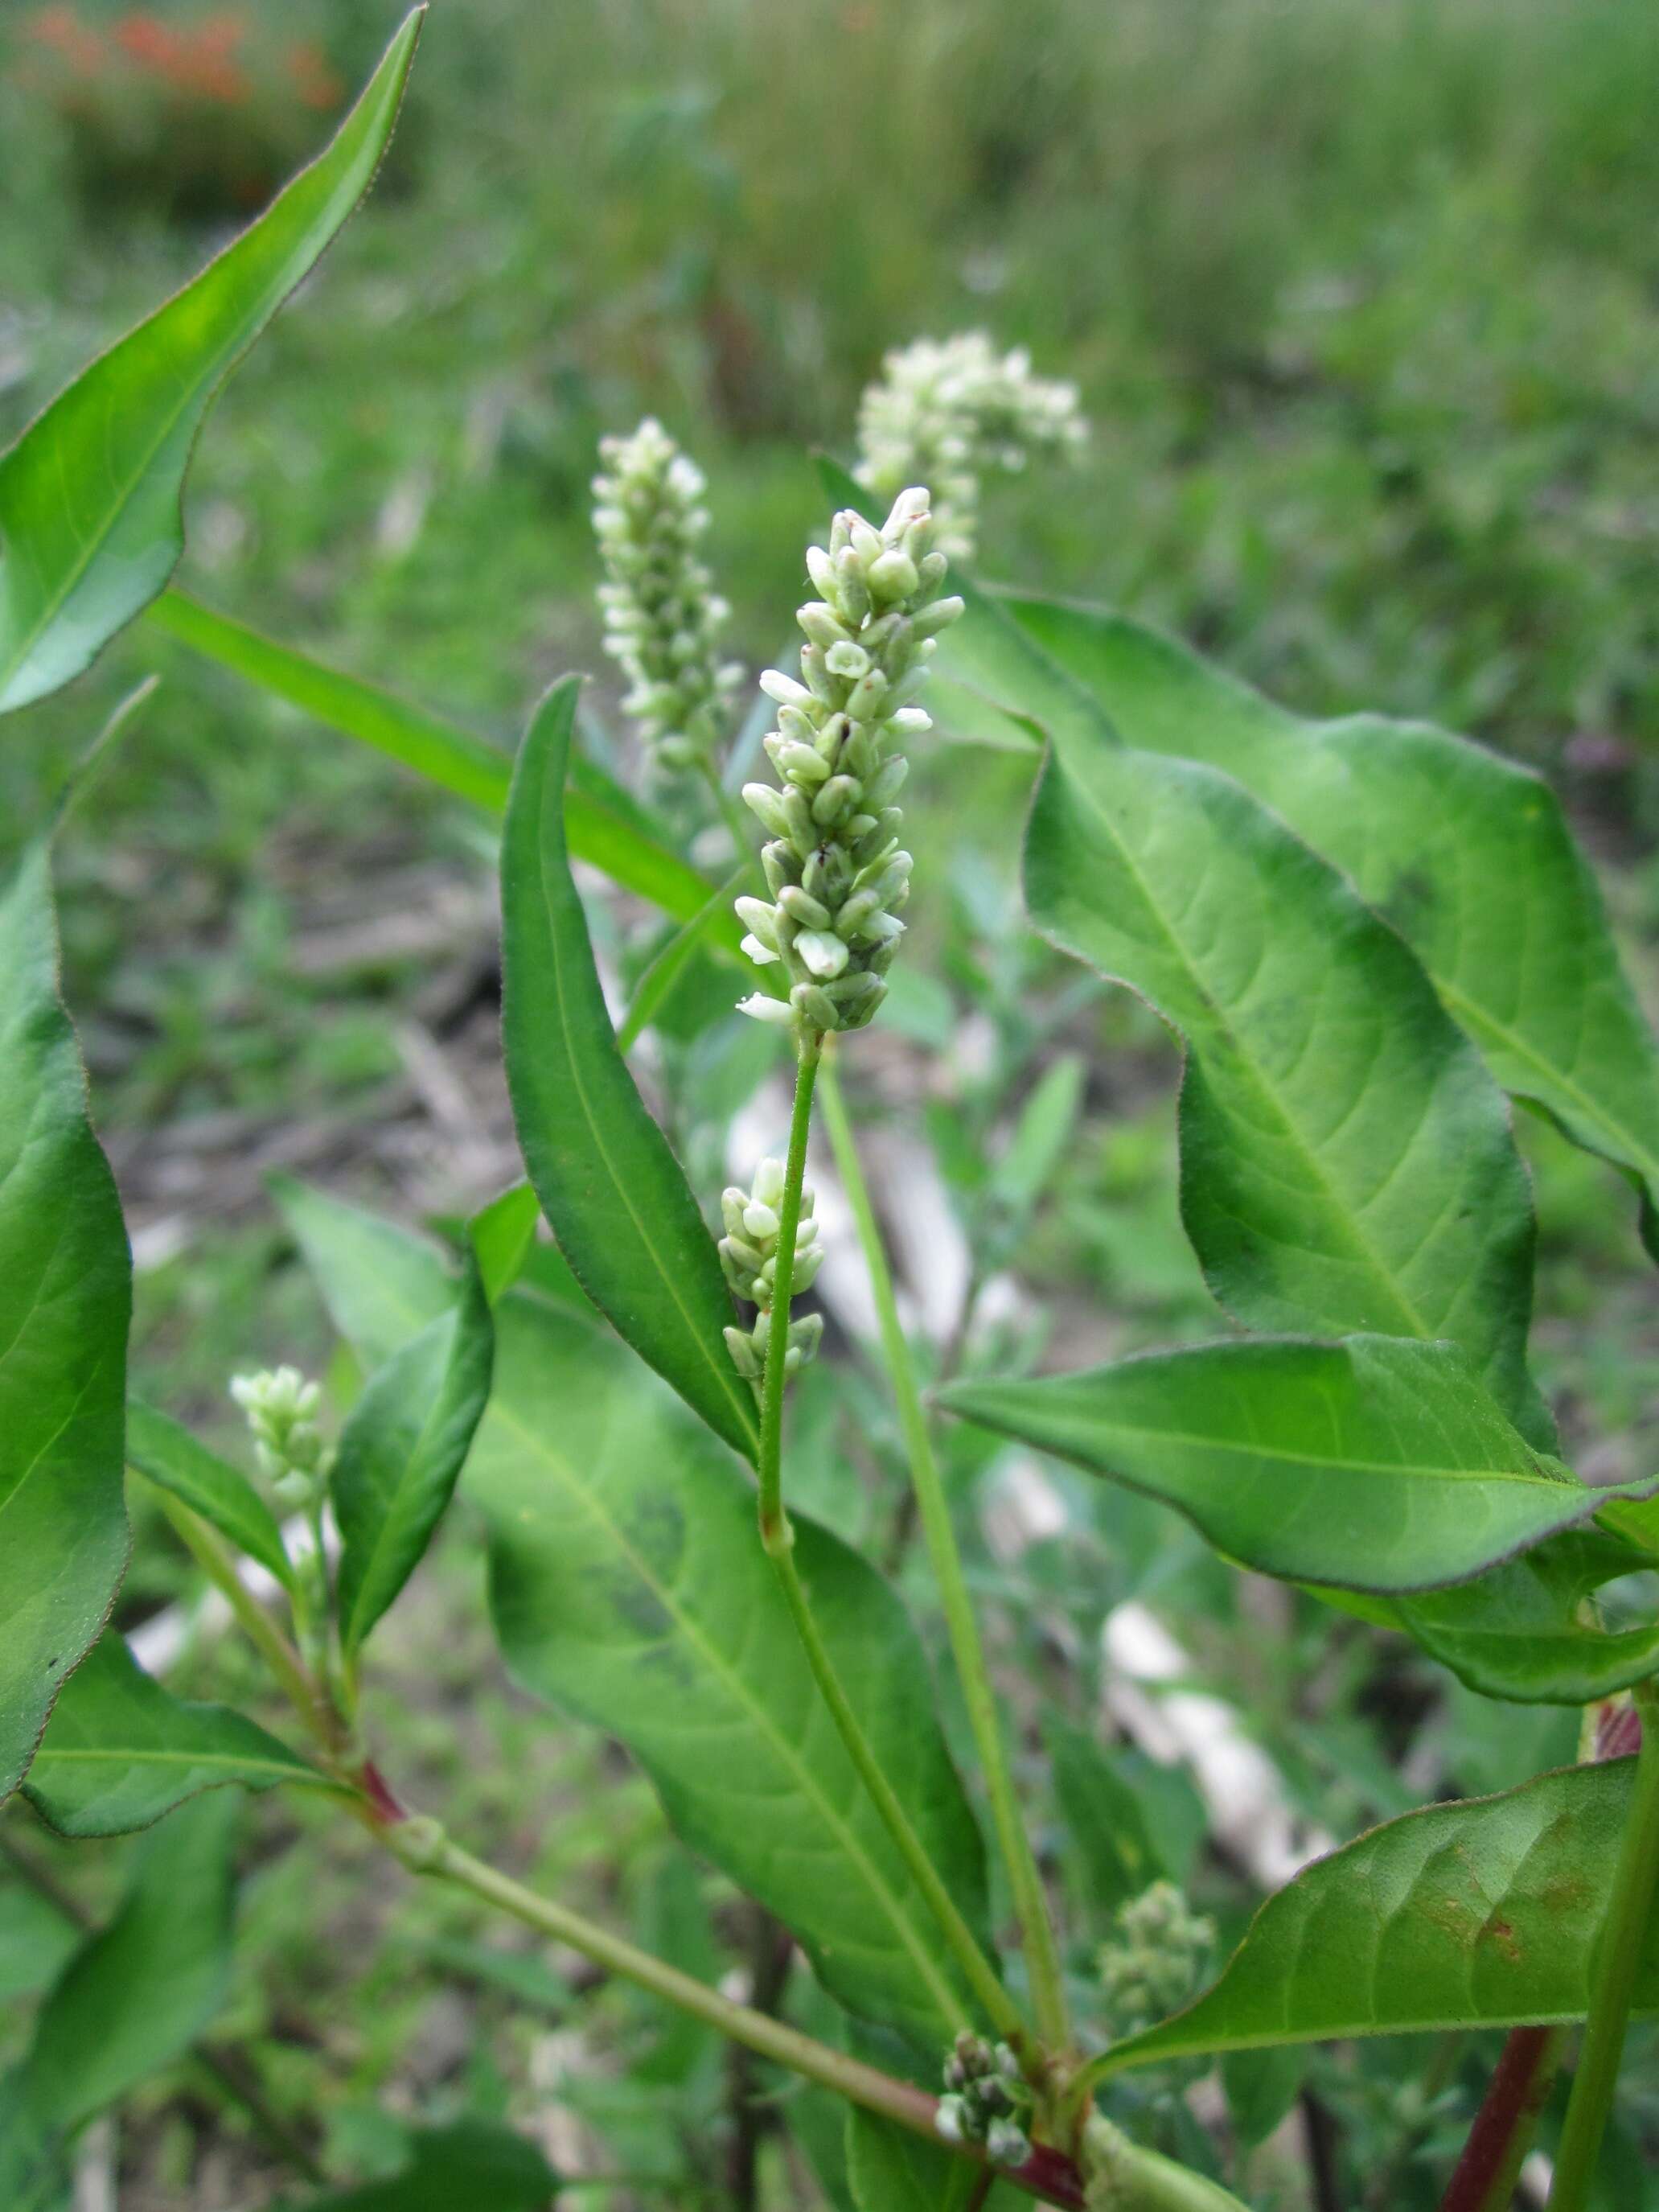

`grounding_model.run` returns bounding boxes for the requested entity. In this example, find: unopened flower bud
[734,487,961,1046]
